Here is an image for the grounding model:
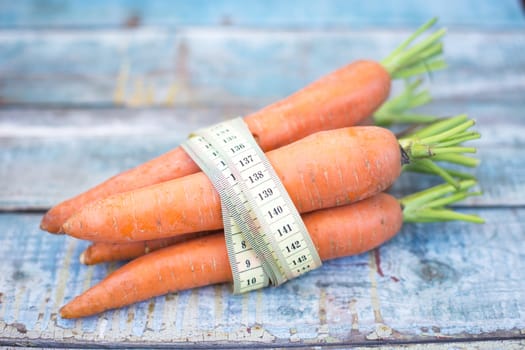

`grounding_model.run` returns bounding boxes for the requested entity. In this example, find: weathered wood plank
[0,29,524,106]
[6,340,525,350]
[0,107,222,210]
[0,0,523,29]
[0,100,522,210]
[0,208,523,346]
